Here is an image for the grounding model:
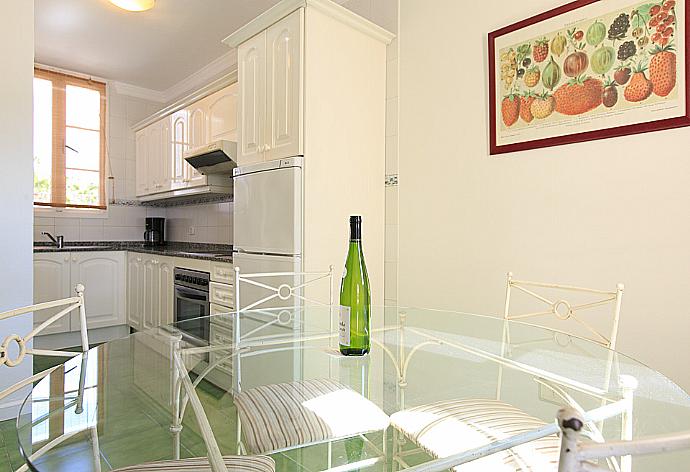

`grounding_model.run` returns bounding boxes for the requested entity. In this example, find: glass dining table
[15,307,690,471]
